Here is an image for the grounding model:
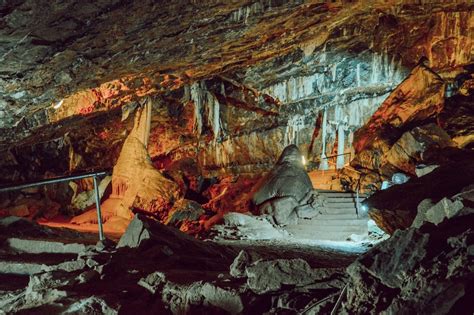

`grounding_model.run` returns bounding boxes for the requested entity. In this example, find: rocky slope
[0,202,471,314]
